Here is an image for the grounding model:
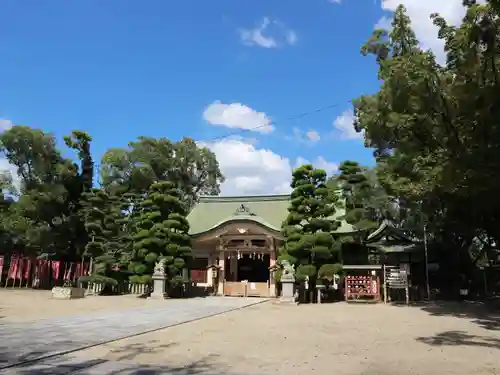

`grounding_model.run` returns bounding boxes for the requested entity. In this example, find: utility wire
[95,100,353,173]
[195,100,352,144]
